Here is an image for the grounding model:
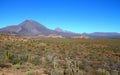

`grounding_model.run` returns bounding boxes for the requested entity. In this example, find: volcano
[0,20,80,37]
